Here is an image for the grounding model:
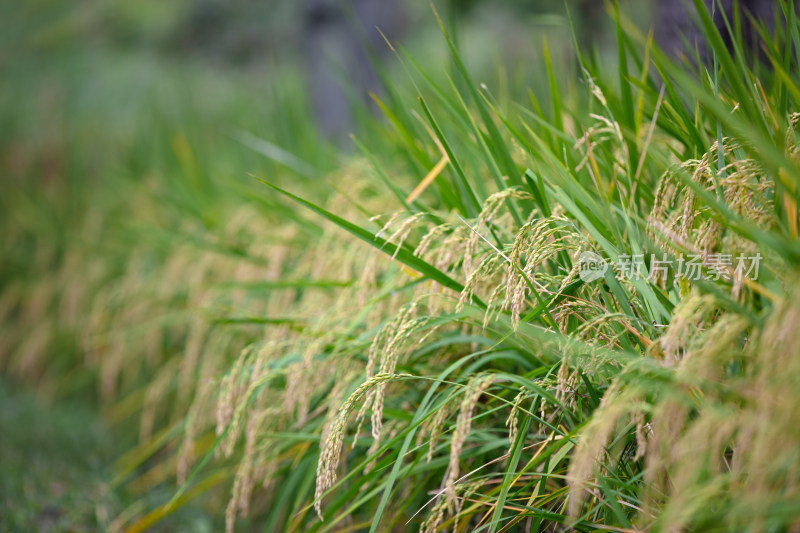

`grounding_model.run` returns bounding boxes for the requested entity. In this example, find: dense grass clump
[3,1,800,532]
